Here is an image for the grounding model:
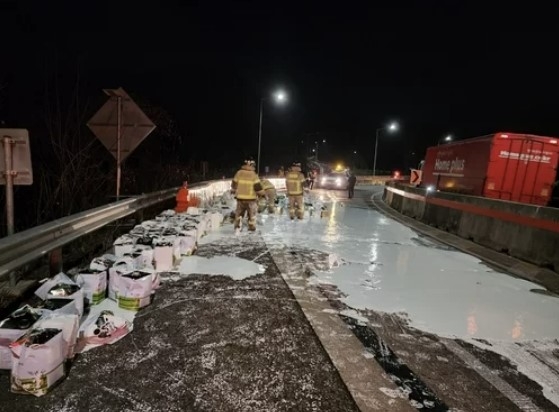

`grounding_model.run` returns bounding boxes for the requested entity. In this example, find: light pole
[437,135,452,146]
[257,89,287,175]
[373,121,398,176]
[313,139,326,161]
